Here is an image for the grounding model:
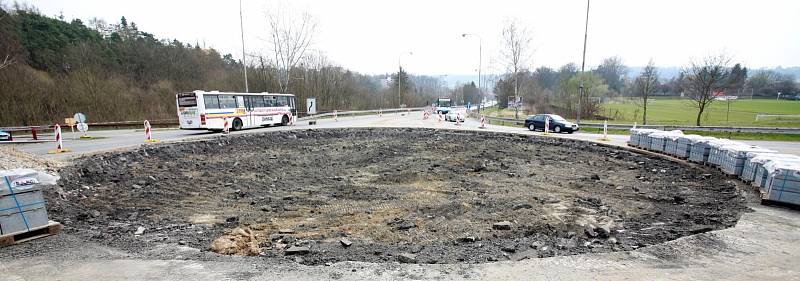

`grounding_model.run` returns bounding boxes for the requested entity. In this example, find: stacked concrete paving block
[762,161,800,205]
[0,170,57,235]
[707,140,744,166]
[676,135,713,159]
[720,146,775,176]
[628,129,659,148]
[663,133,684,156]
[649,131,682,152]
[628,129,800,206]
[744,154,800,184]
